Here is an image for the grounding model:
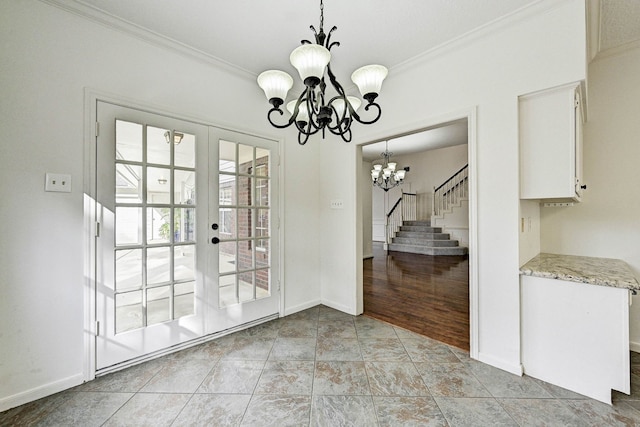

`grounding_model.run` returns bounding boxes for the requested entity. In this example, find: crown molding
[39,0,256,81]
[586,0,601,63]
[390,0,571,76]
[591,38,640,63]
